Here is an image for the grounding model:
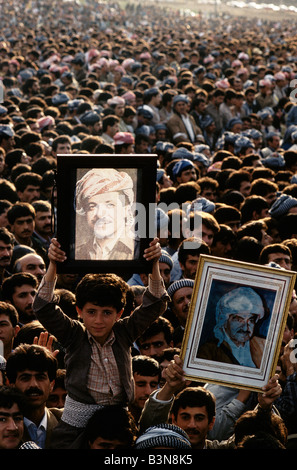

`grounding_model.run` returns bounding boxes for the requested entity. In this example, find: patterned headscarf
[75,168,134,215]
